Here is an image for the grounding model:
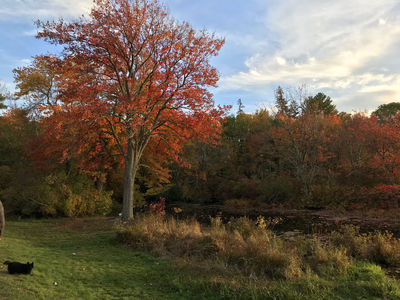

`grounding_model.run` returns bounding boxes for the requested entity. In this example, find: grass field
[0,217,399,299]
